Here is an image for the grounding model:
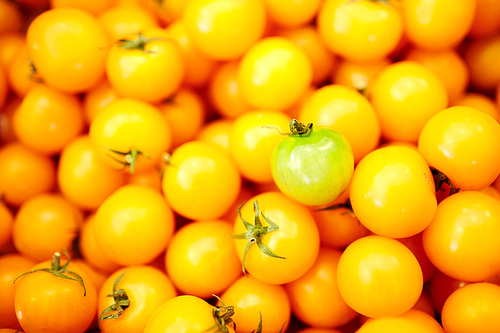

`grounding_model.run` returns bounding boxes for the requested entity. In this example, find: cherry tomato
[452,92,499,121]
[98,266,177,333]
[50,0,115,15]
[14,251,97,333]
[350,146,437,238]
[442,282,500,333]
[93,184,175,265]
[337,235,423,318]
[89,98,172,173]
[423,191,500,282]
[271,120,354,206]
[166,220,241,299]
[220,276,291,333]
[238,37,313,110]
[233,191,320,285]
[356,309,444,333]
[83,78,118,125]
[285,247,358,328]
[468,0,500,39]
[0,0,22,35]
[196,119,232,152]
[263,0,321,27]
[418,106,500,191]
[144,295,236,333]
[182,0,266,60]
[162,140,241,220]
[26,7,108,93]
[464,34,500,93]
[0,203,13,251]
